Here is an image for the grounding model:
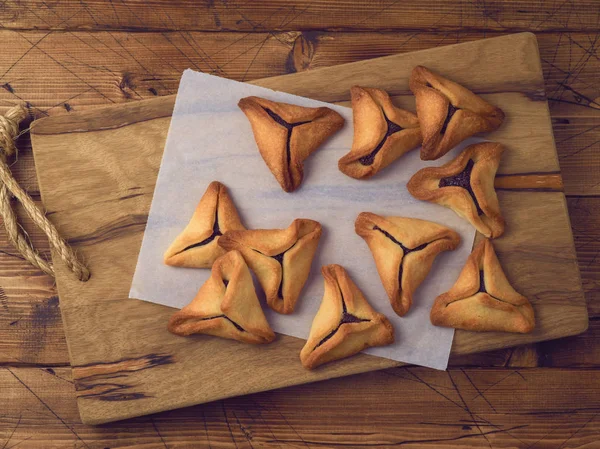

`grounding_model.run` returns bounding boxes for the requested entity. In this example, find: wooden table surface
[0,1,599,447]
